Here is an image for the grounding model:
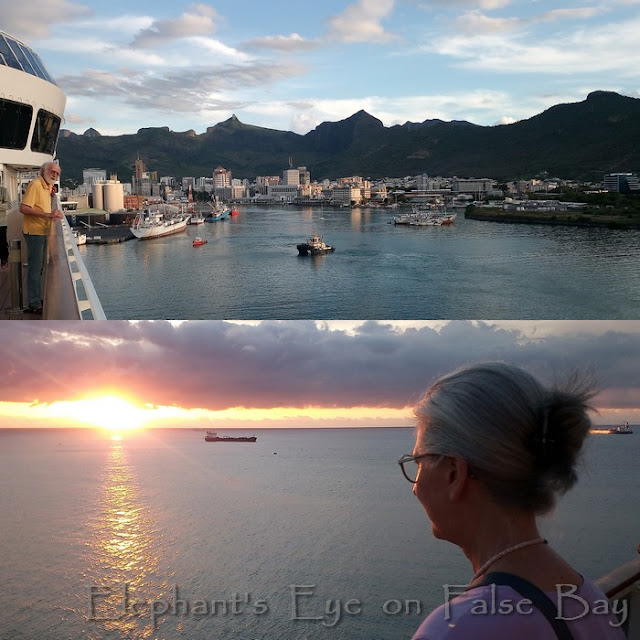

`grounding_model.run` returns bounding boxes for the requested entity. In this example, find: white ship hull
[130,214,189,240]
